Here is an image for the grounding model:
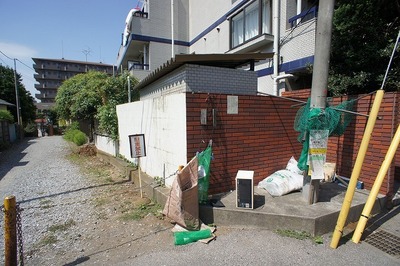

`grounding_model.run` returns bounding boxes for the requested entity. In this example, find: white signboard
[129,134,146,158]
[309,130,329,180]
